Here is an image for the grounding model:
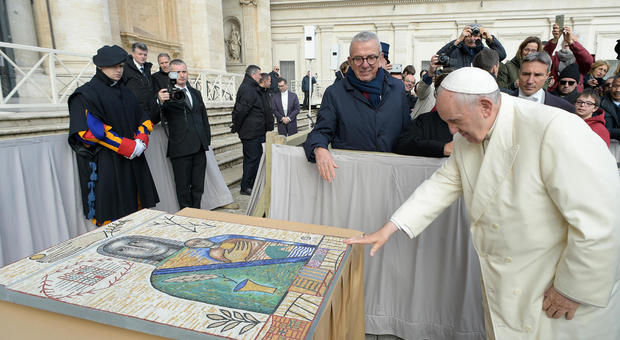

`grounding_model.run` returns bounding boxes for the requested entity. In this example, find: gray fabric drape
[0,126,232,266]
[269,145,485,340]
